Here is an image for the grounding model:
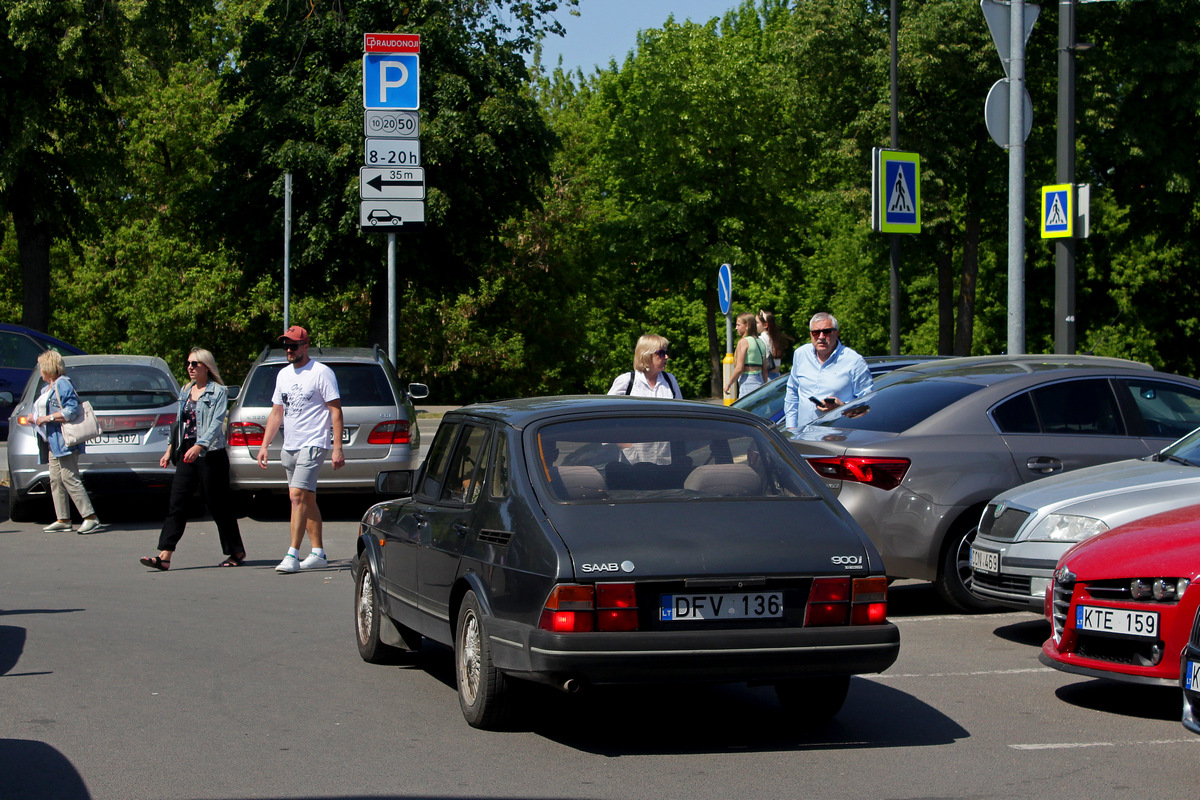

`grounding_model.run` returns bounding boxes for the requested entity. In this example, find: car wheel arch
[449,571,494,640]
